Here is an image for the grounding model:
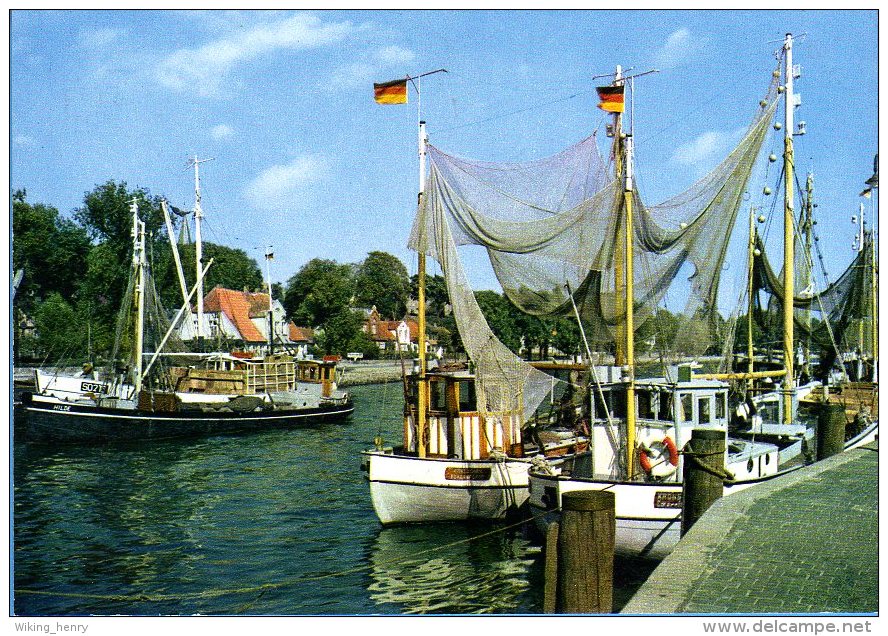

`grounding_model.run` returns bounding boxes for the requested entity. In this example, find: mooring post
[681,428,726,537]
[556,490,615,613]
[816,402,846,460]
[543,520,560,613]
